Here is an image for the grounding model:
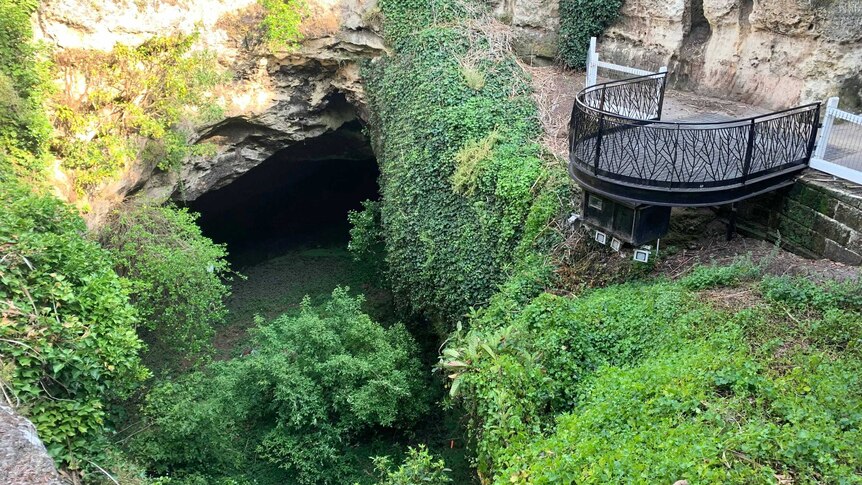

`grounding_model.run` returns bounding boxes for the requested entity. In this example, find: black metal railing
[569,73,821,204]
